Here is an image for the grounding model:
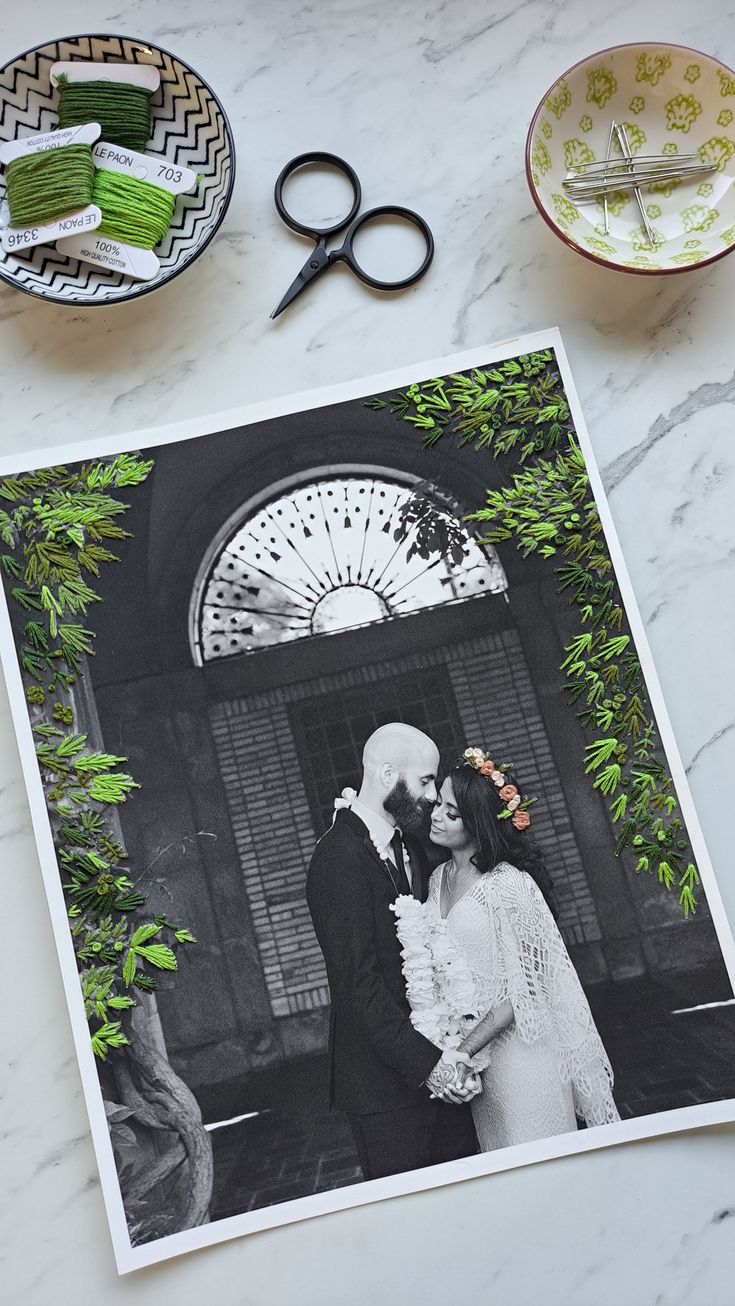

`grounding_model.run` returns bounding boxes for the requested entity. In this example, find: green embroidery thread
[55,73,153,152]
[5,143,94,226]
[93,169,176,250]
[366,357,701,916]
[0,457,196,1060]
